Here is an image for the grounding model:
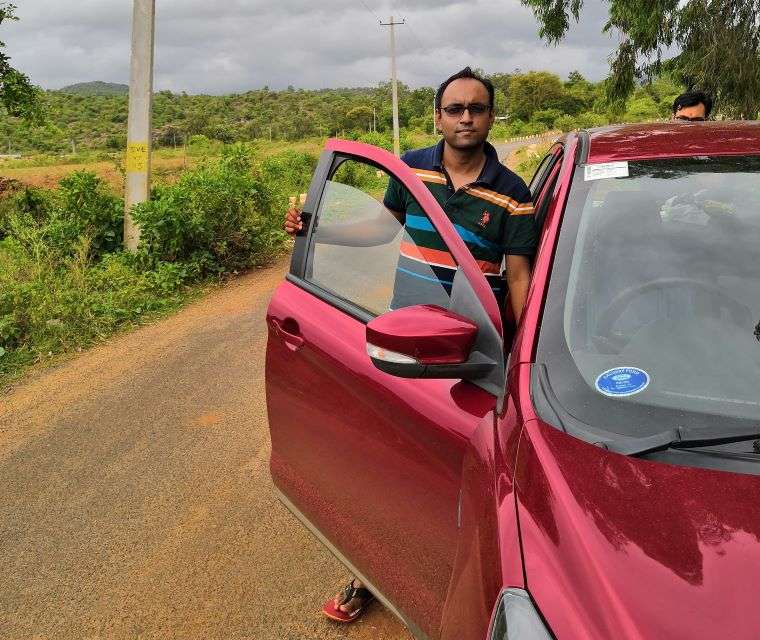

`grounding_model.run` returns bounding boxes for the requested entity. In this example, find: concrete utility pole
[124,0,155,252]
[381,16,404,157]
